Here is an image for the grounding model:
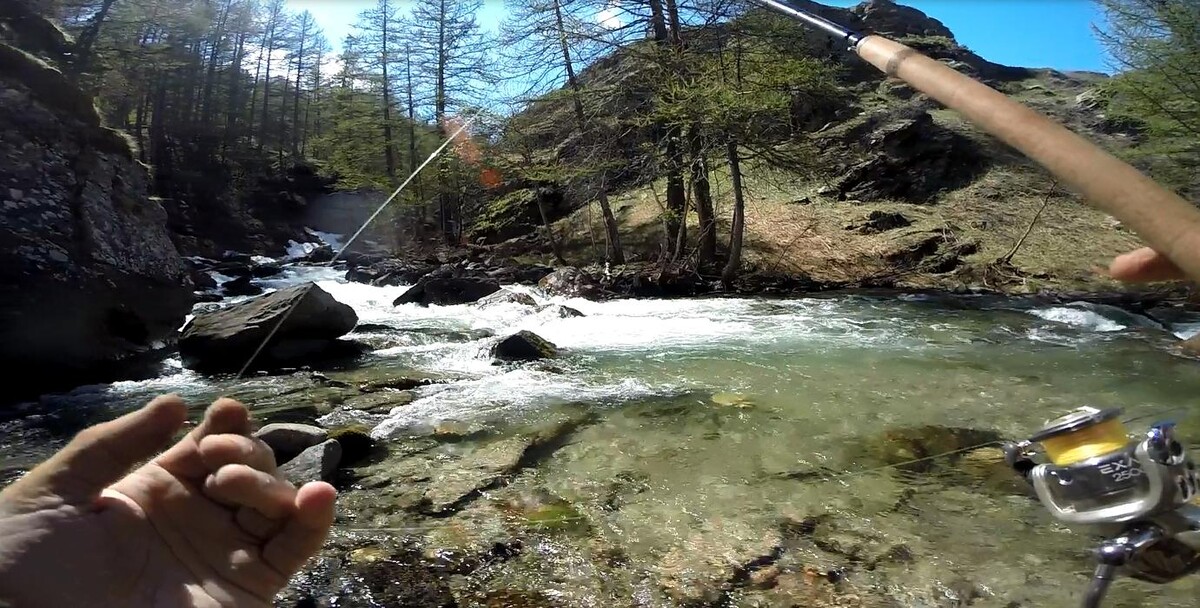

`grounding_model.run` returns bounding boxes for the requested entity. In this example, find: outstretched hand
[1109,247,1188,283]
[0,395,336,607]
